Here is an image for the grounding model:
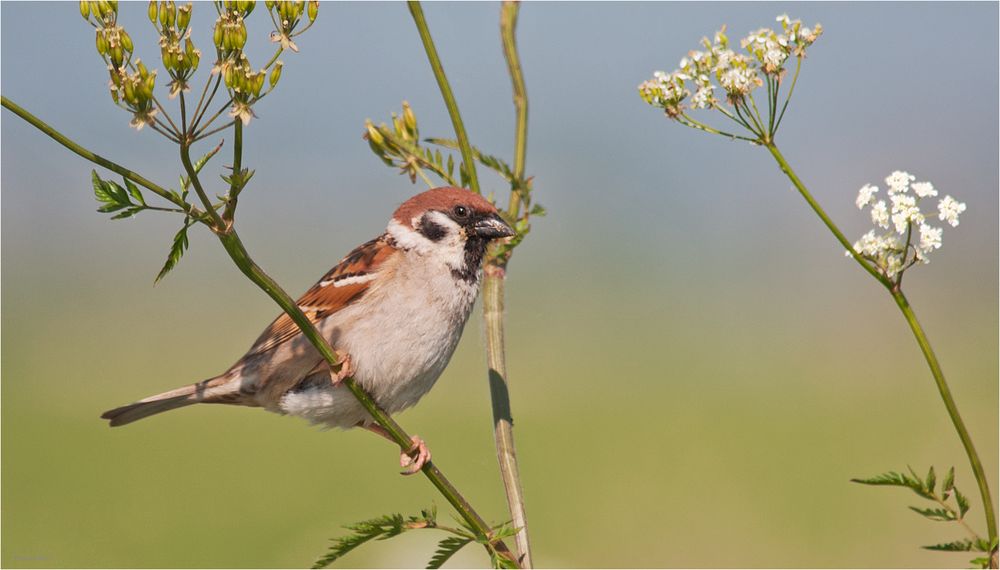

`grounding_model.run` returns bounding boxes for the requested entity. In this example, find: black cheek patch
[418,215,448,242]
